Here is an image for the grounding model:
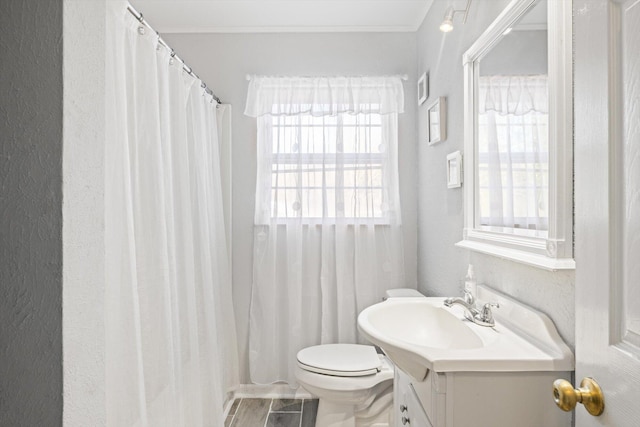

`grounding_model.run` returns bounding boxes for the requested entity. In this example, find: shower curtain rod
[246,74,409,81]
[126,4,222,104]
